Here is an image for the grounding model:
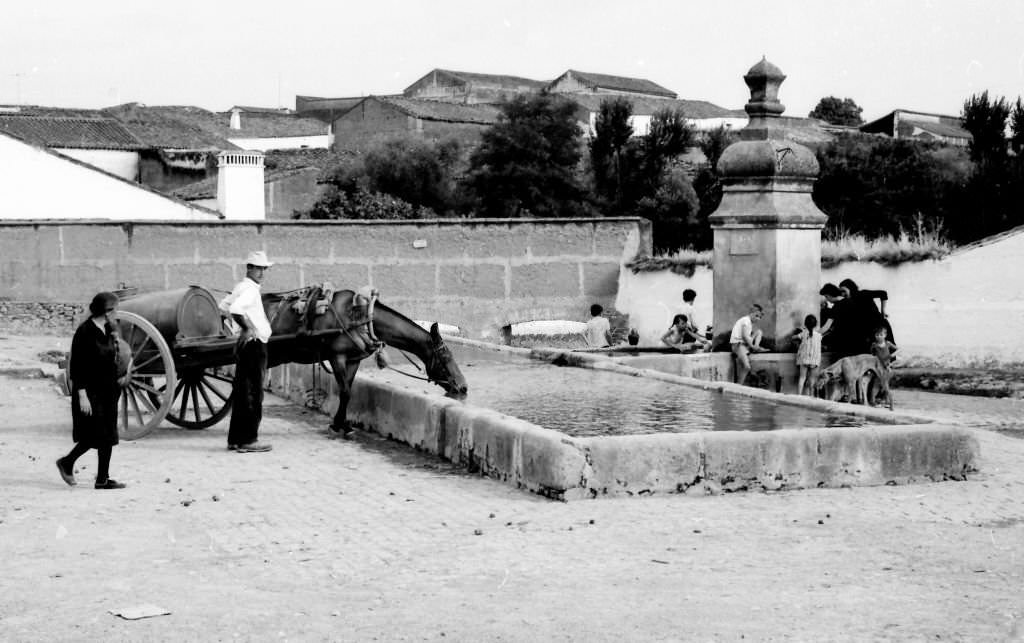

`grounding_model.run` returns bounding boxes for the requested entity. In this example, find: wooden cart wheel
[115,311,176,440]
[163,365,234,429]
